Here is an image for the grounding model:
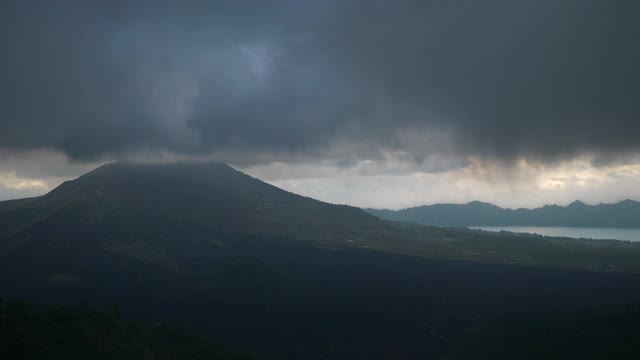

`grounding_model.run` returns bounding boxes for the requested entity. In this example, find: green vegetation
[100,240,180,272]
[208,257,301,288]
[358,226,640,273]
[450,302,640,359]
[48,272,77,287]
[0,300,262,360]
